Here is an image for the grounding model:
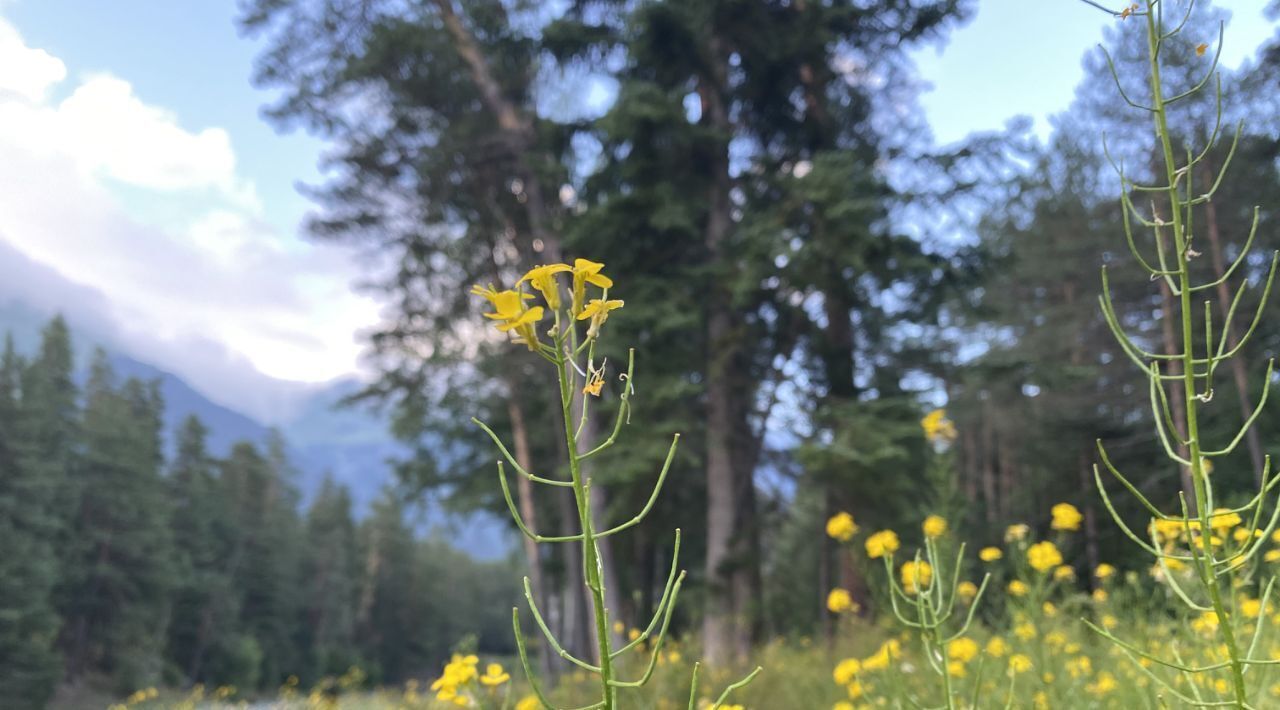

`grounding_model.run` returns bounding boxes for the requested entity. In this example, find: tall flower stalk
[1082,1,1280,705]
[471,259,760,710]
